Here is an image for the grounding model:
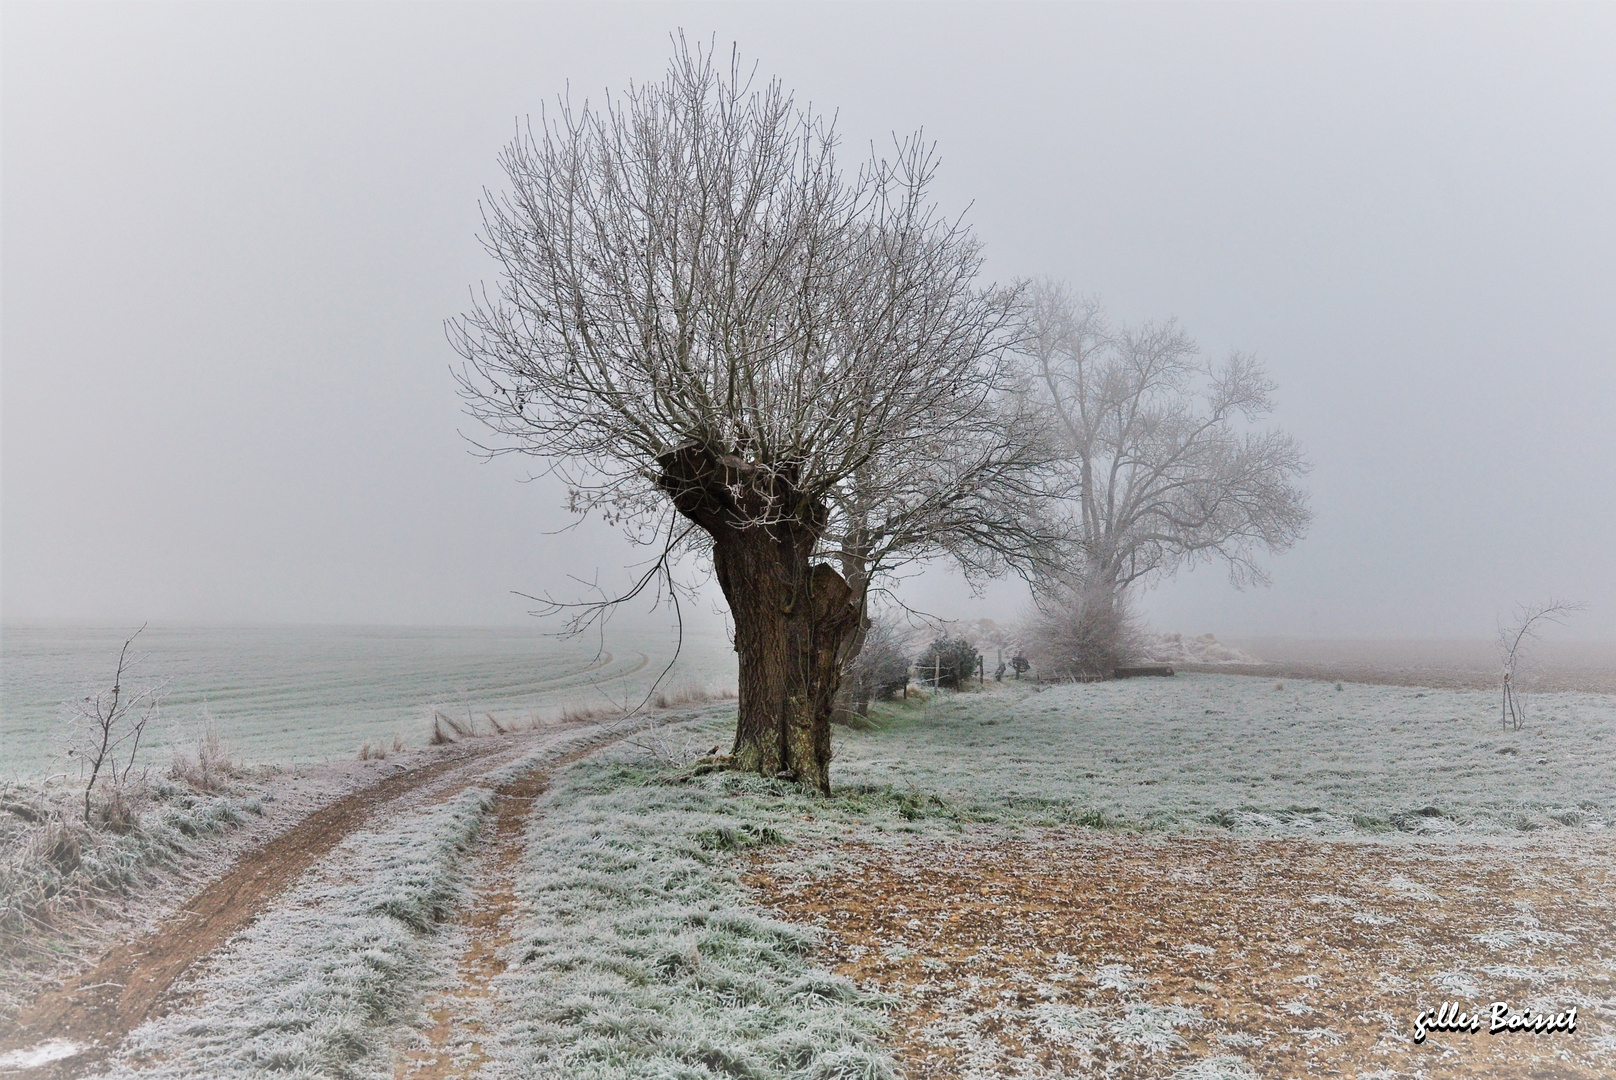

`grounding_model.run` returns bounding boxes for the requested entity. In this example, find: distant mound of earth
[1138,632,1261,666]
